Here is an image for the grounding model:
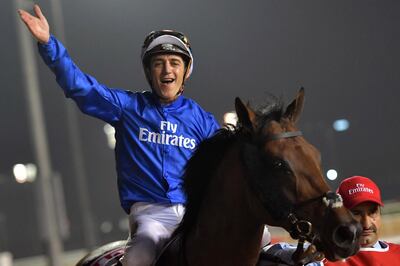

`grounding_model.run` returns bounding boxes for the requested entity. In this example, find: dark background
[1,0,400,259]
